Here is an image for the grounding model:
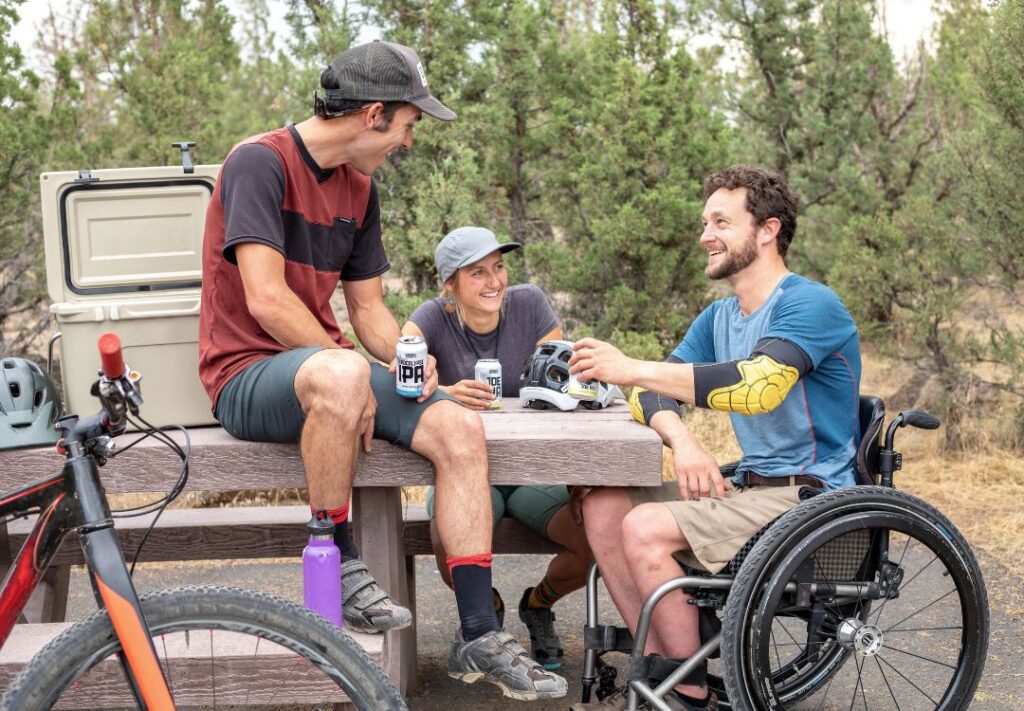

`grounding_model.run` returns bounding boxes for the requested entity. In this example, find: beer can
[474,359,503,410]
[396,336,428,398]
[567,372,599,400]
